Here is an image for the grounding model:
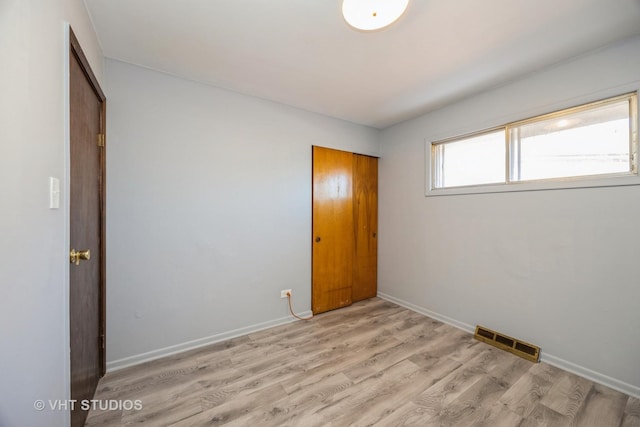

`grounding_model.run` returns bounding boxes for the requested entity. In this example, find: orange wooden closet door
[352,154,378,302]
[312,146,354,314]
